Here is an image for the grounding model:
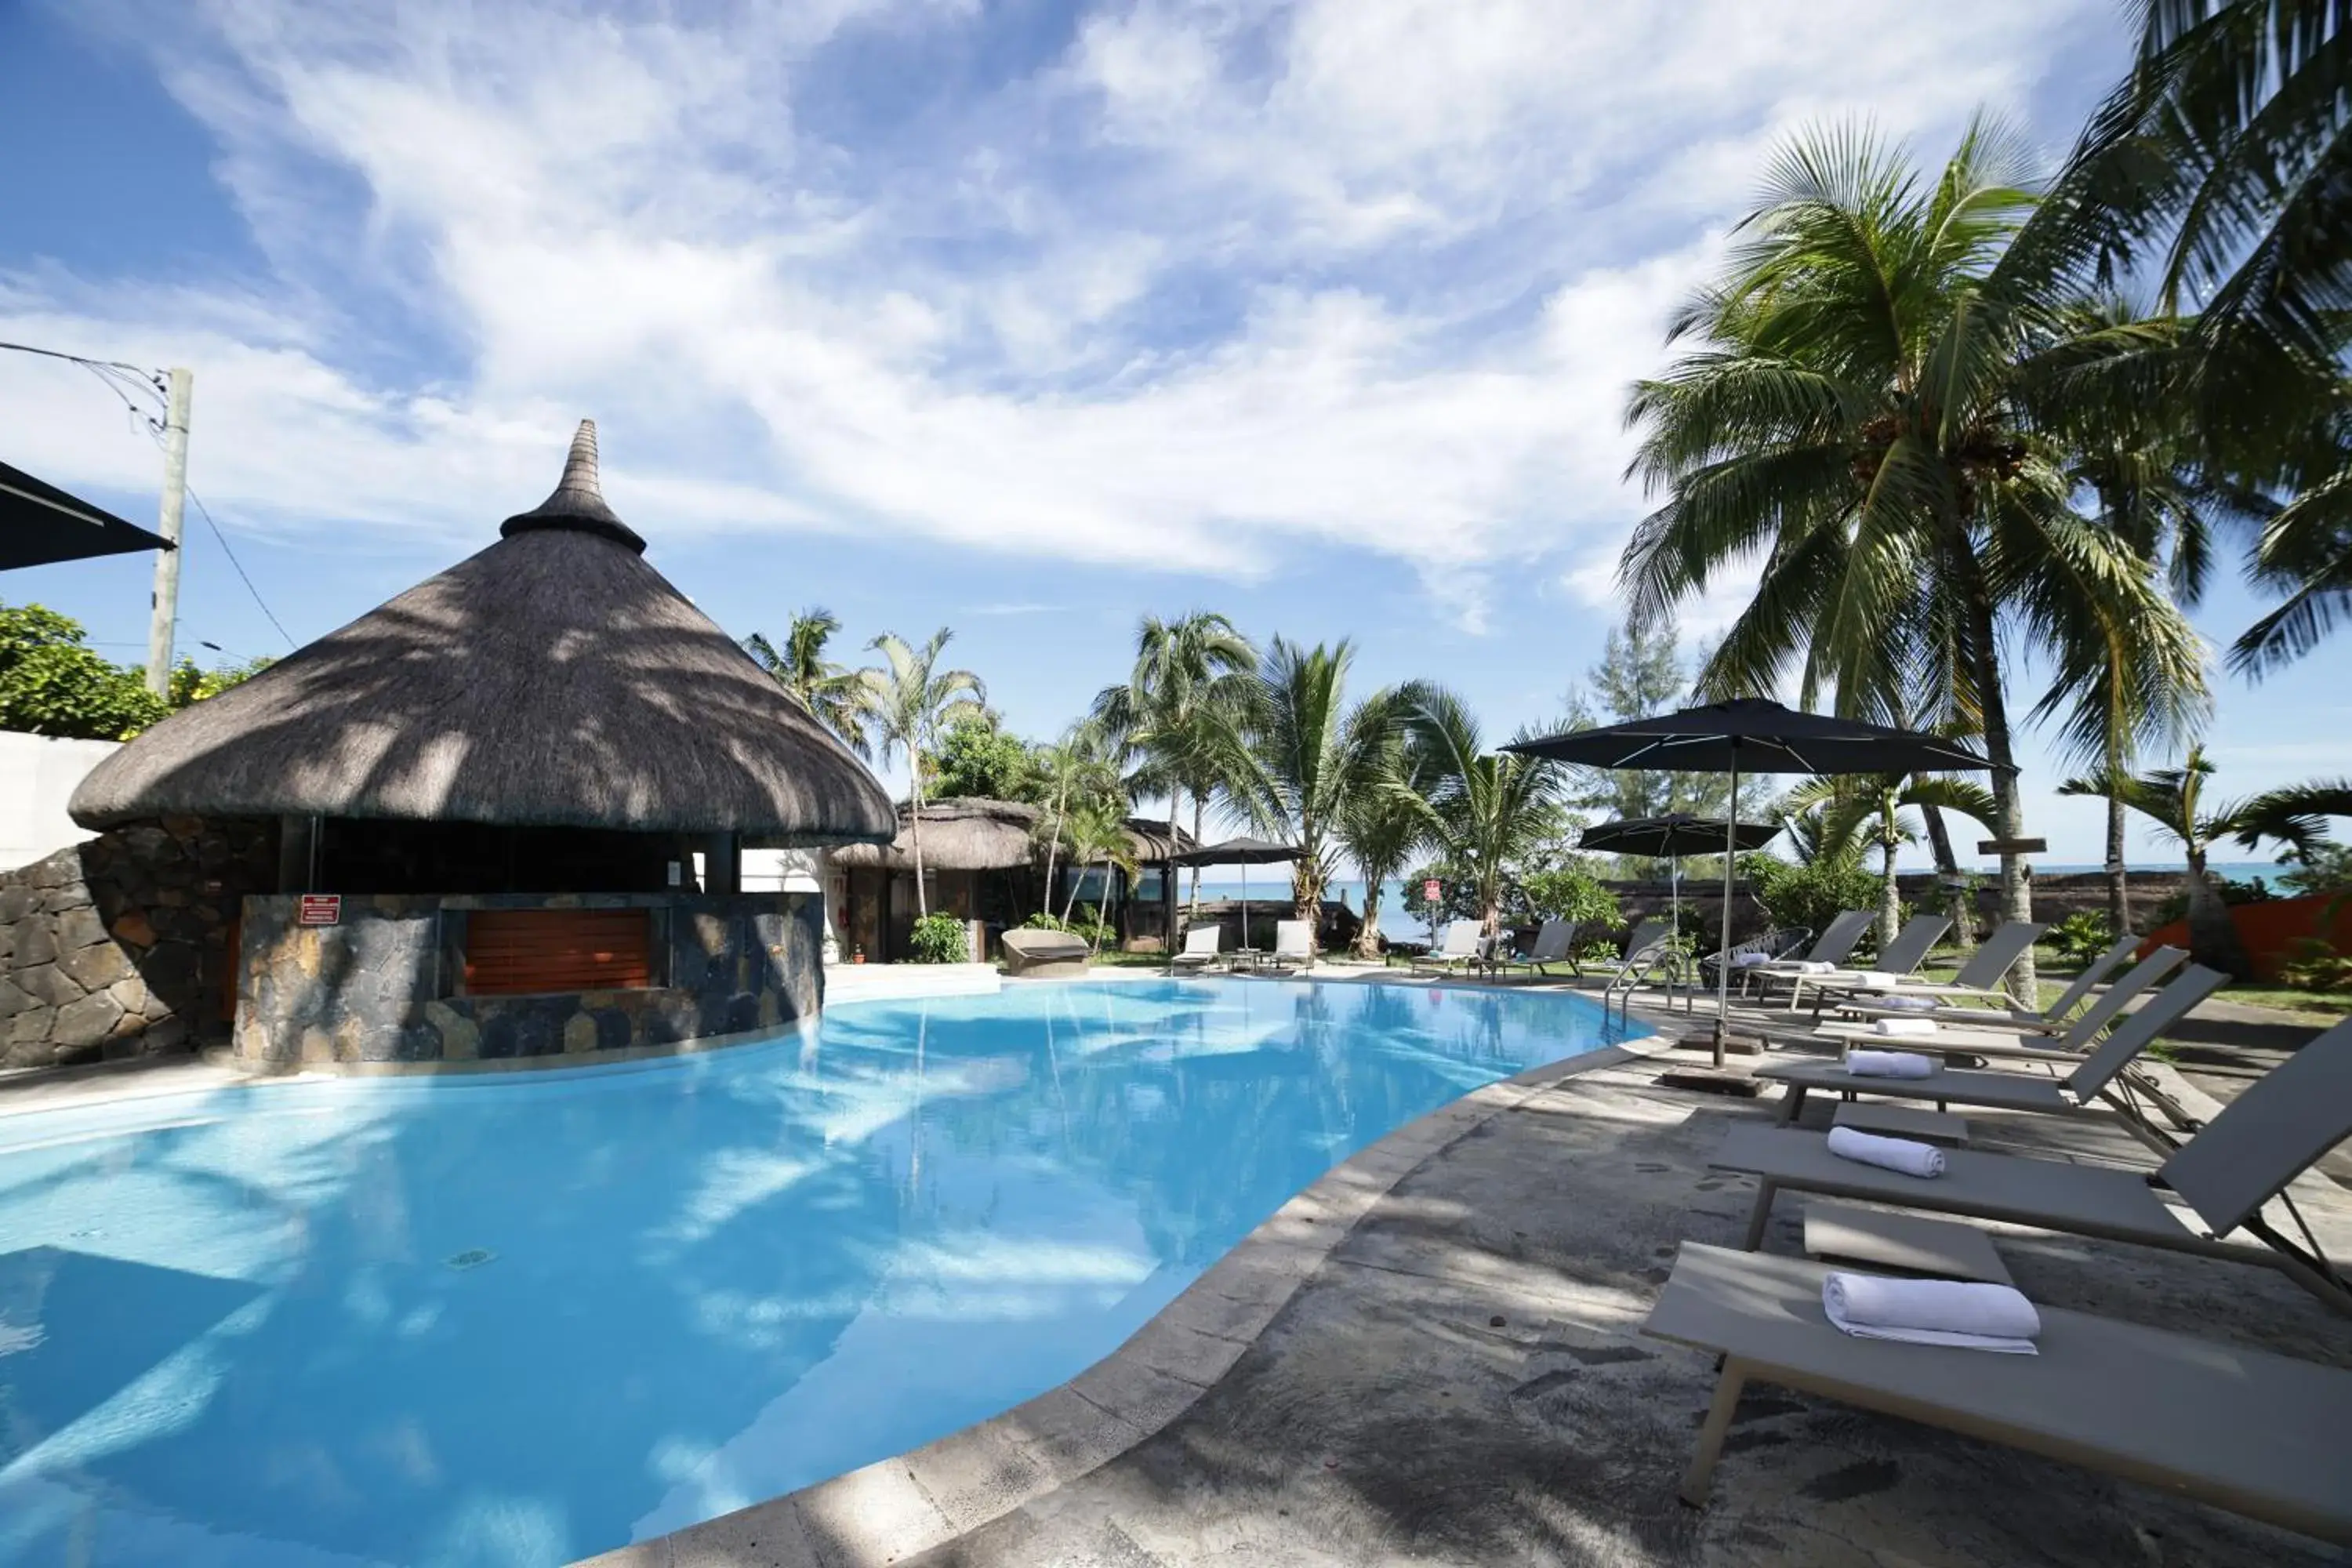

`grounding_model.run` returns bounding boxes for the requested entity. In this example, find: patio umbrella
[1167,837,1300,962]
[1,459,172,571]
[1510,699,1998,1065]
[1577,814,1784,938]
